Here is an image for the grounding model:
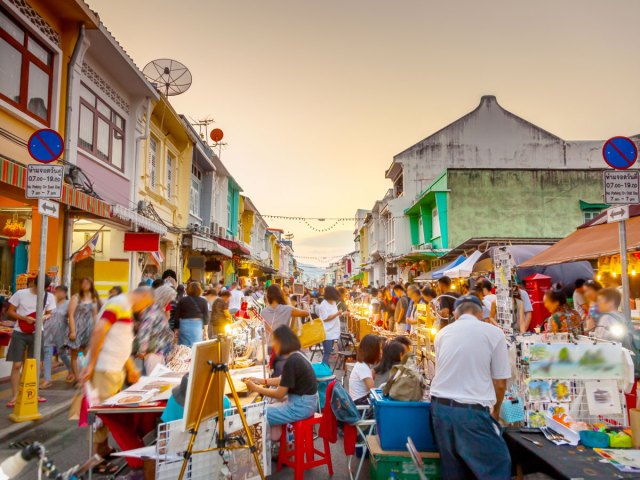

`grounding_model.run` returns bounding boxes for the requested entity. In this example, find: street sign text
[603,170,640,205]
[25,164,64,199]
